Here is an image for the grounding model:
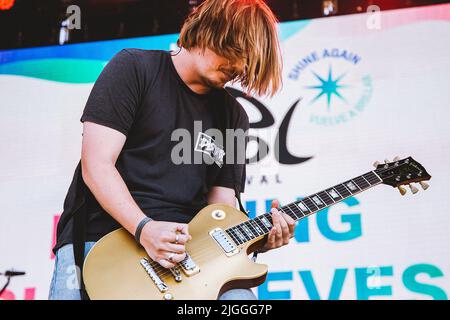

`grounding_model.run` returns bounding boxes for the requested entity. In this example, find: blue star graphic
[305,66,349,111]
